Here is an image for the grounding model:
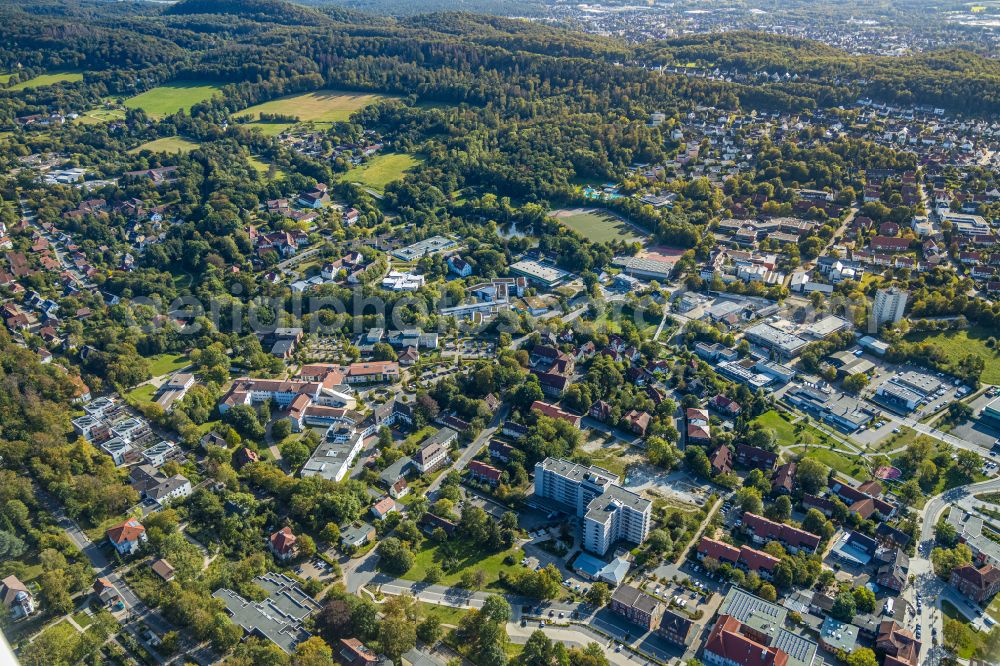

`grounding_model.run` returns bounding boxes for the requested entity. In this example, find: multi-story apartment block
[534,458,651,555]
